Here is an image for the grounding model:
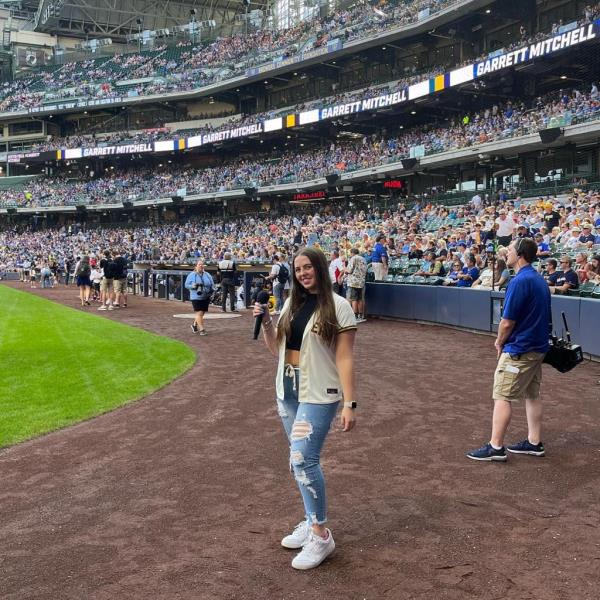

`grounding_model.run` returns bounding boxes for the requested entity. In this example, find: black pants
[497,235,512,248]
[221,280,236,311]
